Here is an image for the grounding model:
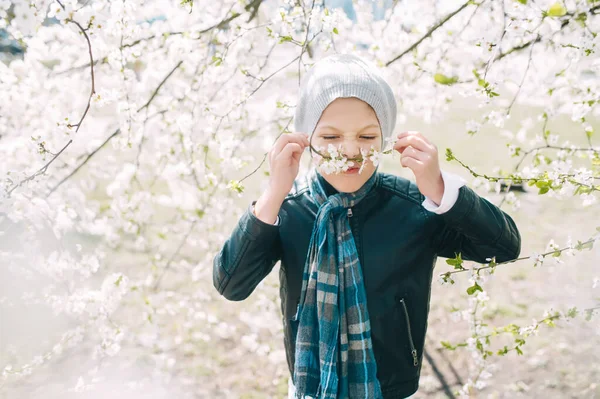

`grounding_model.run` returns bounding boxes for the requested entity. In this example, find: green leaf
[446,252,464,270]
[227,180,245,194]
[332,27,339,34]
[547,3,567,17]
[543,129,550,141]
[279,35,293,44]
[516,0,527,4]
[585,309,594,321]
[575,240,594,251]
[467,282,483,295]
[543,318,556,327]
[445,148,455,161]
[440,272,455,285]
[575,12,588,27]
[434,73,459,85]
[497,345,509,355]
[515,346,523,355]
[536,180,551,195]
[440,341,456,350]
[566,307,578,318]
